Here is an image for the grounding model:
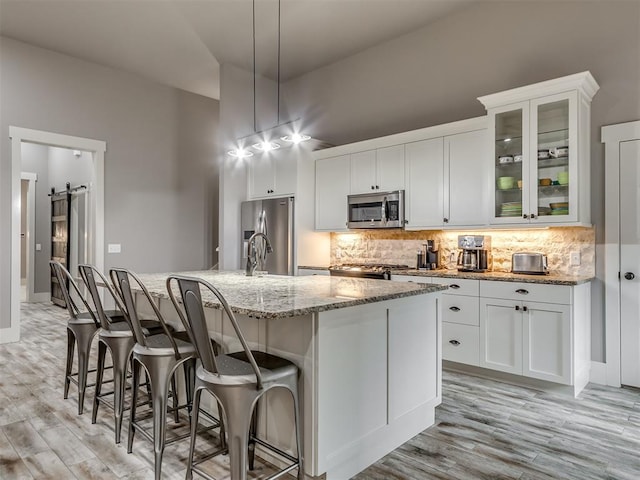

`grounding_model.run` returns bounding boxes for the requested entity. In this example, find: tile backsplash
[330,227,595,276]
